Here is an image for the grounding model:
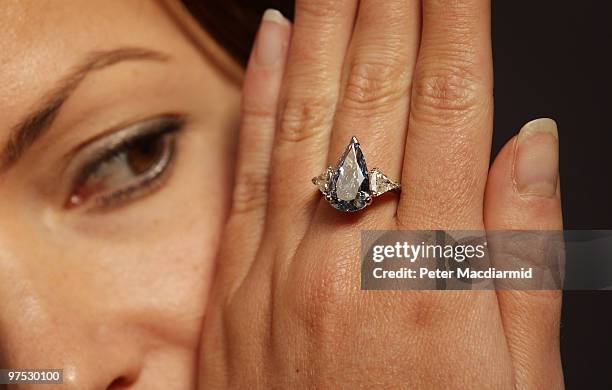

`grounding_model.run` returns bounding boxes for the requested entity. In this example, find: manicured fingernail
[254,9,289,67]
[513,118,559,197]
